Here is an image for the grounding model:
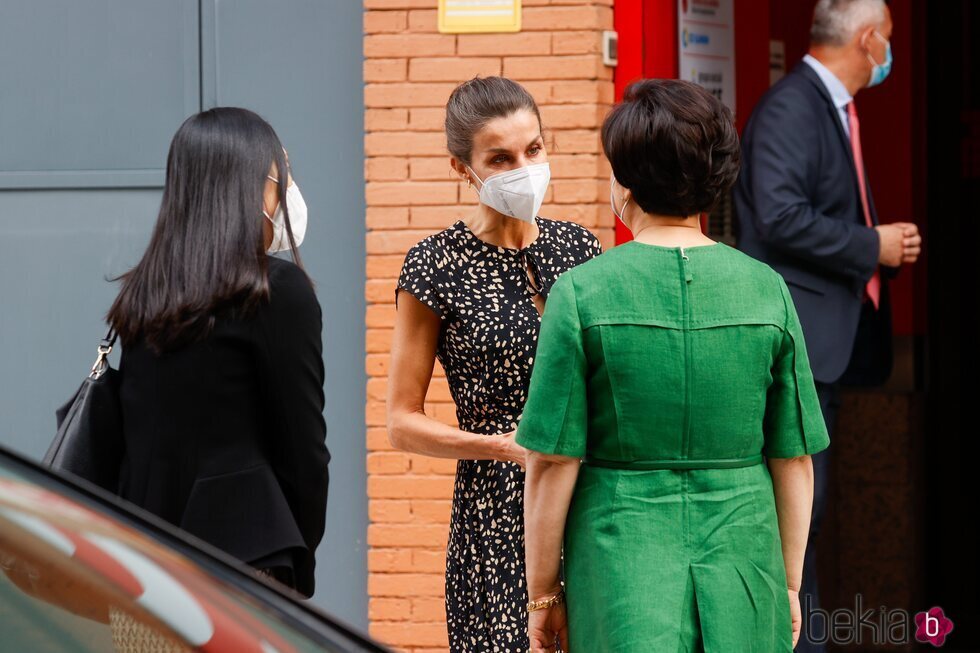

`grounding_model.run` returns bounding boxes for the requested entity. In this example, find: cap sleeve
[763,278,831,458]
[395,243,449,319]
[516,273,588,457]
